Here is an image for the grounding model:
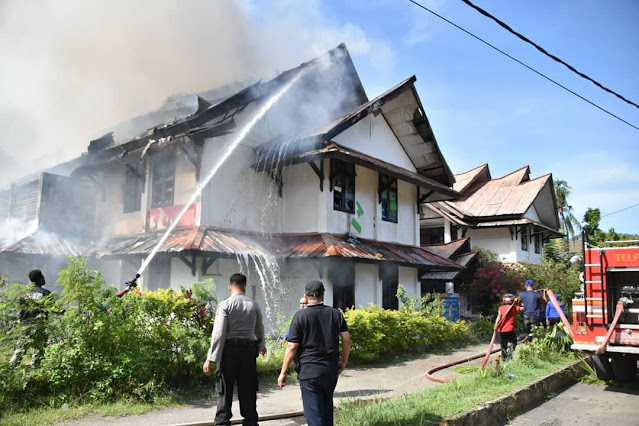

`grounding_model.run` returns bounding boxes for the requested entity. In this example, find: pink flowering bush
[461,263,525,315]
